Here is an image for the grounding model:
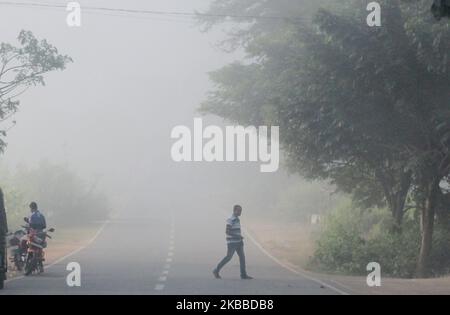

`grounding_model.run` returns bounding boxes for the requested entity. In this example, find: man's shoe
[213,269,221,279]
[241,275,253,280]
